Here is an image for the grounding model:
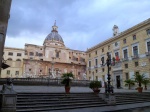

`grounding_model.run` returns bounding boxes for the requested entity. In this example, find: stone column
[0,0,12,77]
